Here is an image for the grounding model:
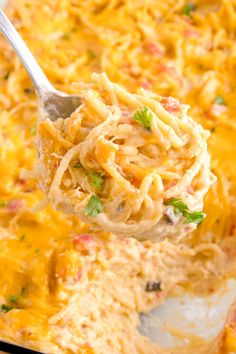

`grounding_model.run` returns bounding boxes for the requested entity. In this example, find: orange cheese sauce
[0,0,236,353]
